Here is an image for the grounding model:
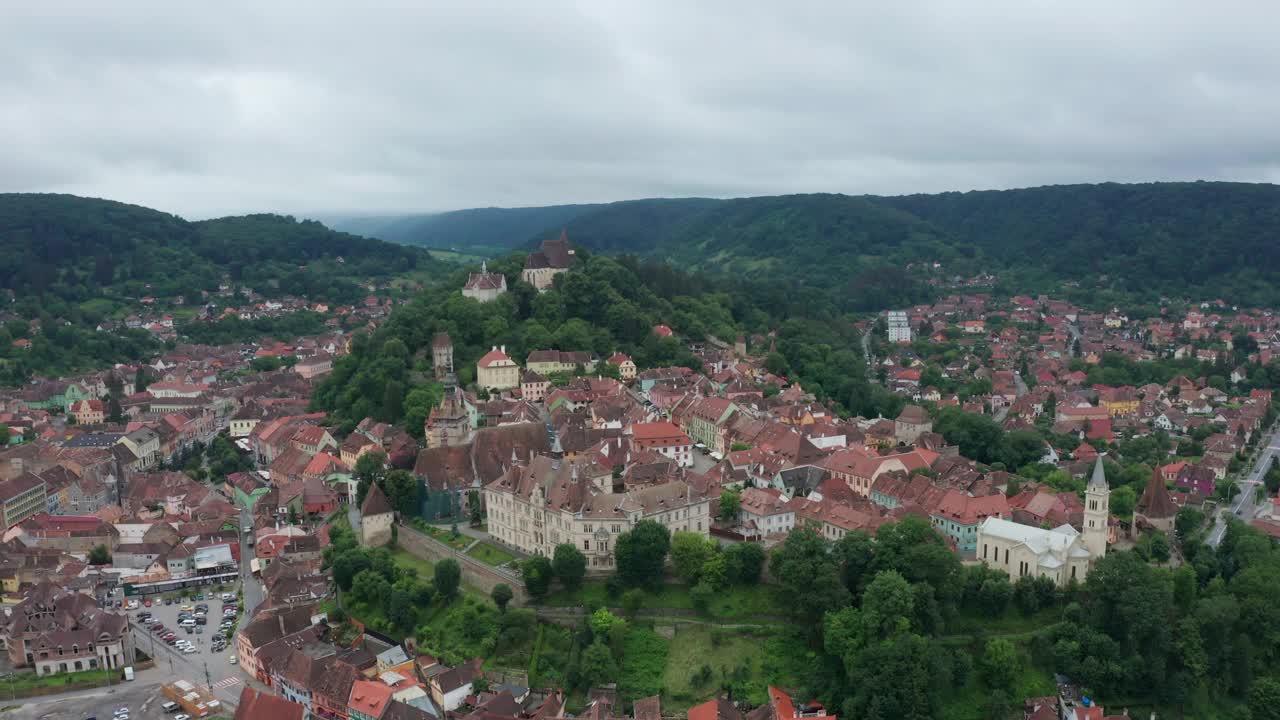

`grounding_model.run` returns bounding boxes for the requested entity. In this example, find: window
[583,540,589,550]
[982,544,987,560]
